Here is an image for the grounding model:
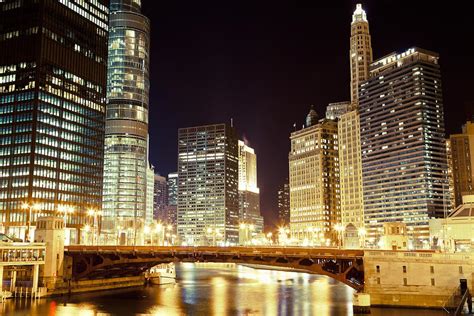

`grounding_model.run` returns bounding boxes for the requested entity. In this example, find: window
[403,278,407,286]
[459,266,463,274]
[402,266,407,273]
[431,278,435,286]
[377,277,380,285]
[376,265,380,273]
[430,266,434,274]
